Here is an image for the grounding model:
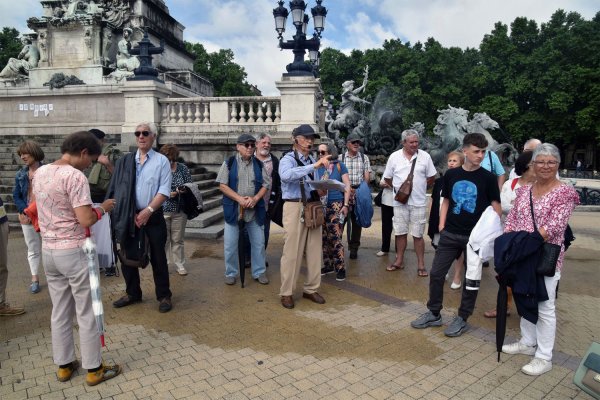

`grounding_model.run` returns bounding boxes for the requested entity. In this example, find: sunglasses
[318,151,329,155]
[241,142,256,148]
[134,130,151,137]
[350,140,362,145]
